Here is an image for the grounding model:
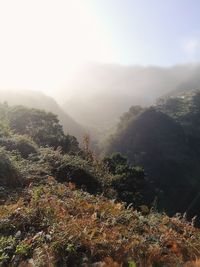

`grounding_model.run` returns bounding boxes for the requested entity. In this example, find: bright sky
[0,0,200,93]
